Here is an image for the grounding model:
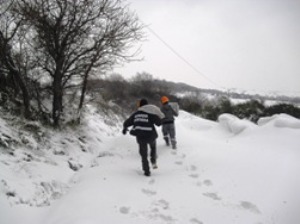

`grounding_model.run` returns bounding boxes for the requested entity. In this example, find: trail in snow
[1,111,300,224]
[43,111,300,224]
